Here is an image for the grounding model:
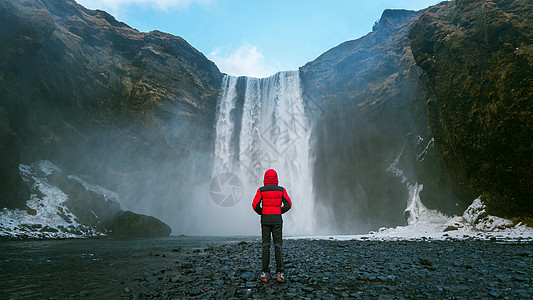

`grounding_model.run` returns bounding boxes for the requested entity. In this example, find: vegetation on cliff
[409,0,533,218]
